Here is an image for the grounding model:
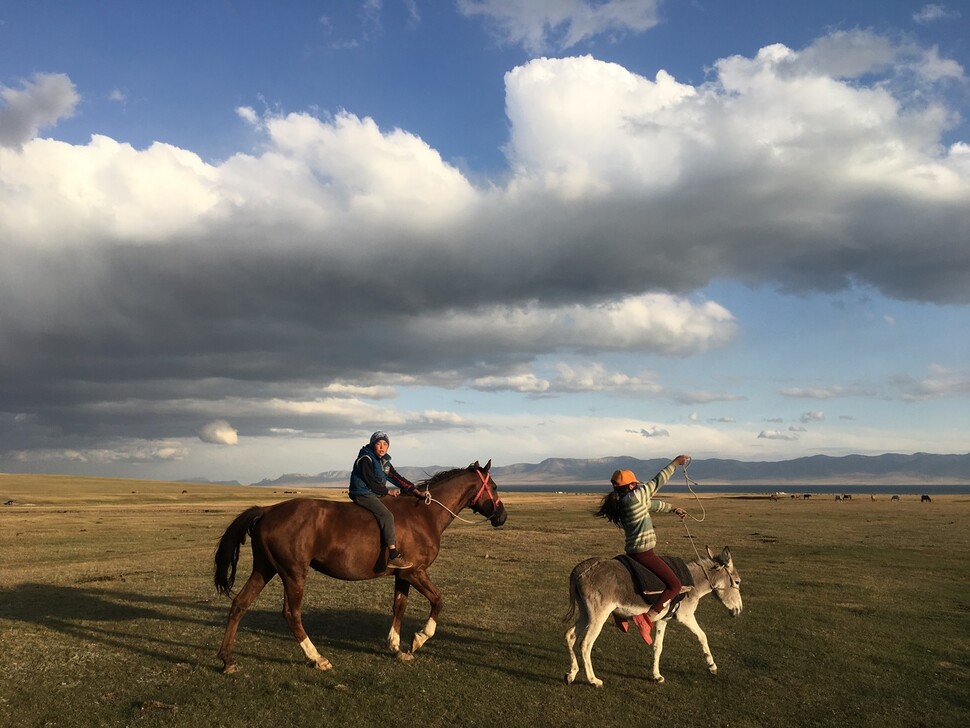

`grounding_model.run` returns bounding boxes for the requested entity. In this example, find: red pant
[630,549,682,613]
